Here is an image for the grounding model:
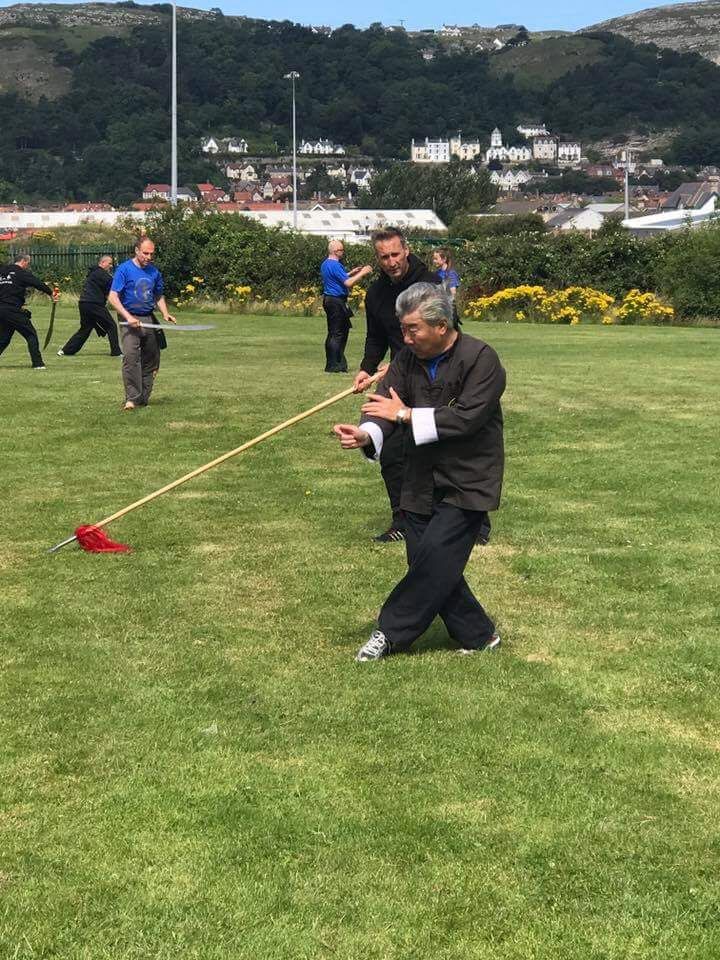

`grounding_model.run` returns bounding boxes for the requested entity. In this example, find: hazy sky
[7,0,686,32]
